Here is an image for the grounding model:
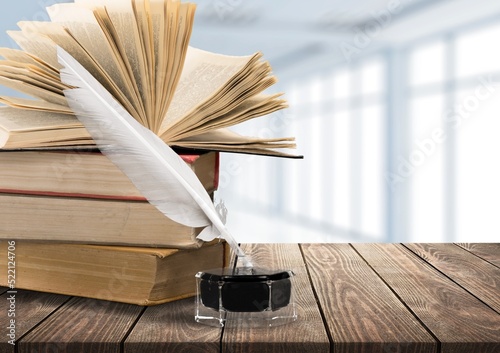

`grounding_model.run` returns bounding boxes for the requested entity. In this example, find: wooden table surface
[1,243,499,353]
